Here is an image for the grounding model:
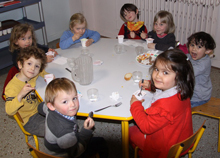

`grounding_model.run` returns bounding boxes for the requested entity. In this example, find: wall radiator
[133,0,220,44]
